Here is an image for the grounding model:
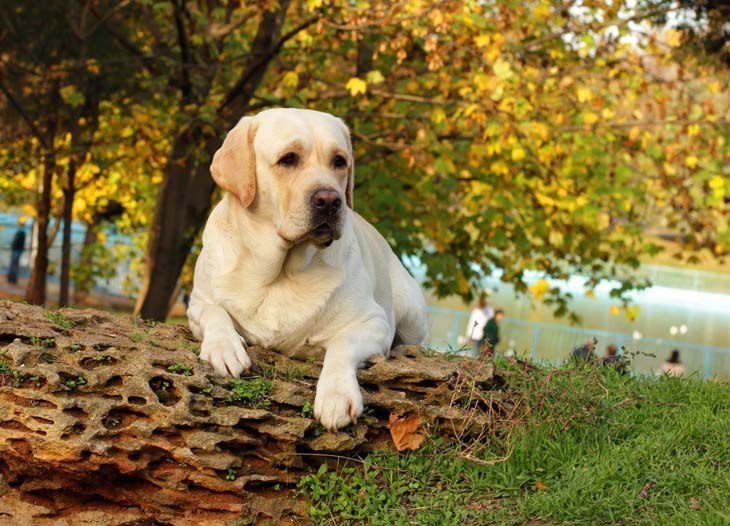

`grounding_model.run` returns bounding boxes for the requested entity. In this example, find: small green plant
[168,362,194,376]
[68,343,82,352]
[44,311,74,330]
[108,418,121,427]
[201,386,212,395]
[0,359,30,386]
[129,319,147,343]
[258,363,279,380]
[39,352,55,364]
[181,340,200,354]
[129,330,146,343]
[30,336,55,348]
[286,363,308,381]
[92,355,112,362]
[225,467,237,481]
[300,400,314,419]
[225,377,273,407]
[64,375,87,391]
